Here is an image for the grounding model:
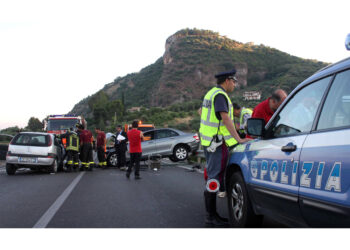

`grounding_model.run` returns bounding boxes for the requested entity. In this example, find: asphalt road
[0,160,285,228]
